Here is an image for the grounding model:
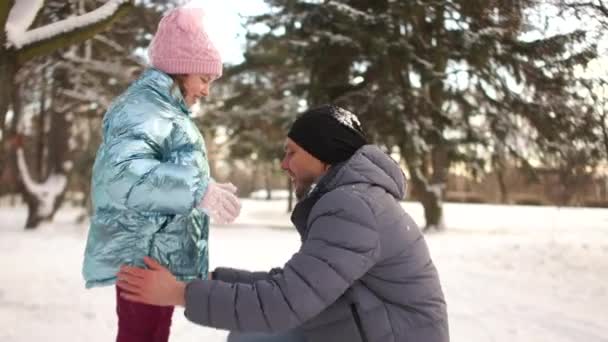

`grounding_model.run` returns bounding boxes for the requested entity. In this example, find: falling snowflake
[331,106,362,131]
